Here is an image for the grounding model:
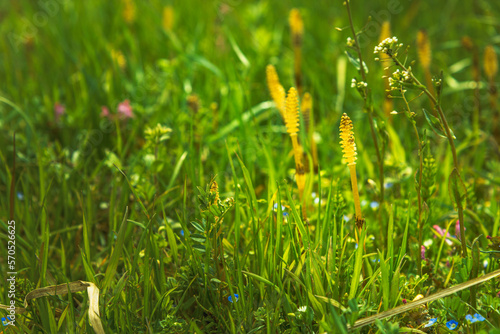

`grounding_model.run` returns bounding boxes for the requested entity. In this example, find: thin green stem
[401,90,424,276]
[389,54,468,258]
[345,0,385,237]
